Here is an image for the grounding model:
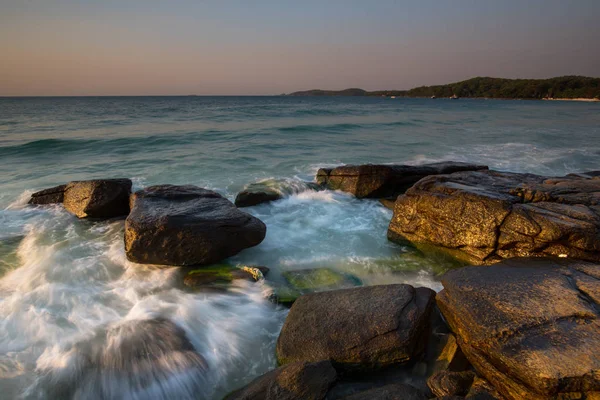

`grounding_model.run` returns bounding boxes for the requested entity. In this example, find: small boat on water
[390,96,396,99]
[431,95,436,99]
[450,94,459,99]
